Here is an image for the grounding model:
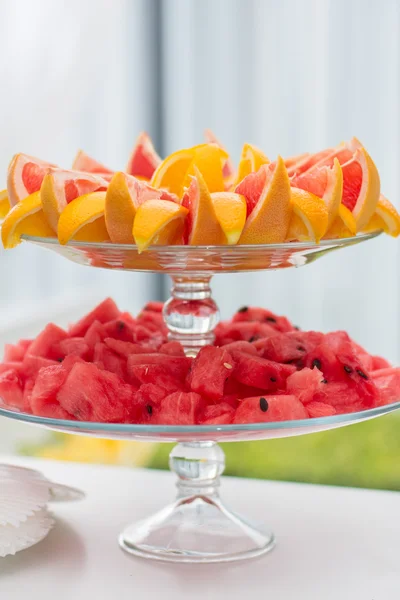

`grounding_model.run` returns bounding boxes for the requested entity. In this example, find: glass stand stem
[119,442,275,563]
